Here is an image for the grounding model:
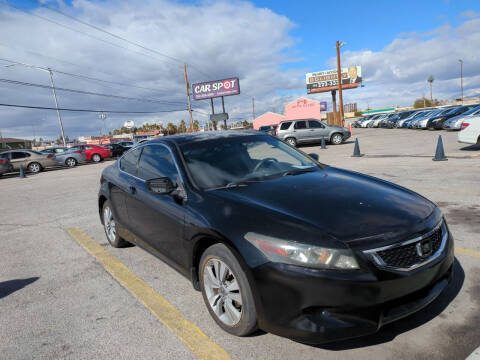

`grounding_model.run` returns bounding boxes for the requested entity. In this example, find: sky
[0,0,479,139]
